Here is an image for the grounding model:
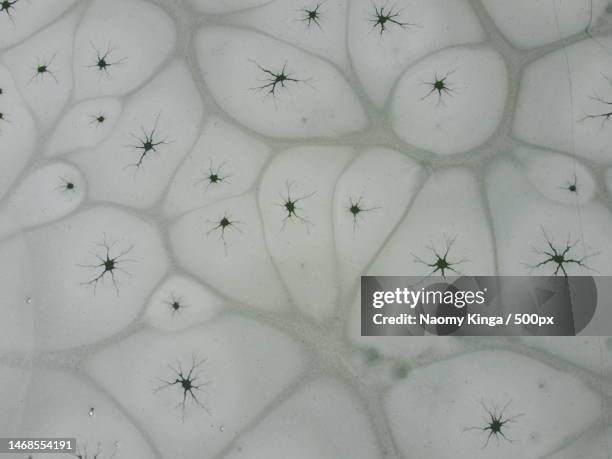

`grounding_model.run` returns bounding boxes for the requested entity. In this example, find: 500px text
[372,313,556,327]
